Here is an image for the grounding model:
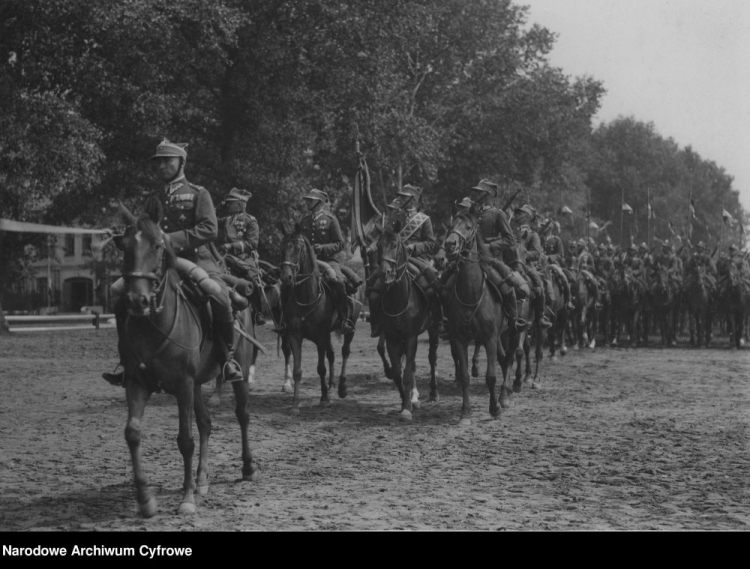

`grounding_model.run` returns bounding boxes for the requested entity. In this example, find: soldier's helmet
[151,139,188,160]
[303,188,329,203]
[397,184,422,208]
